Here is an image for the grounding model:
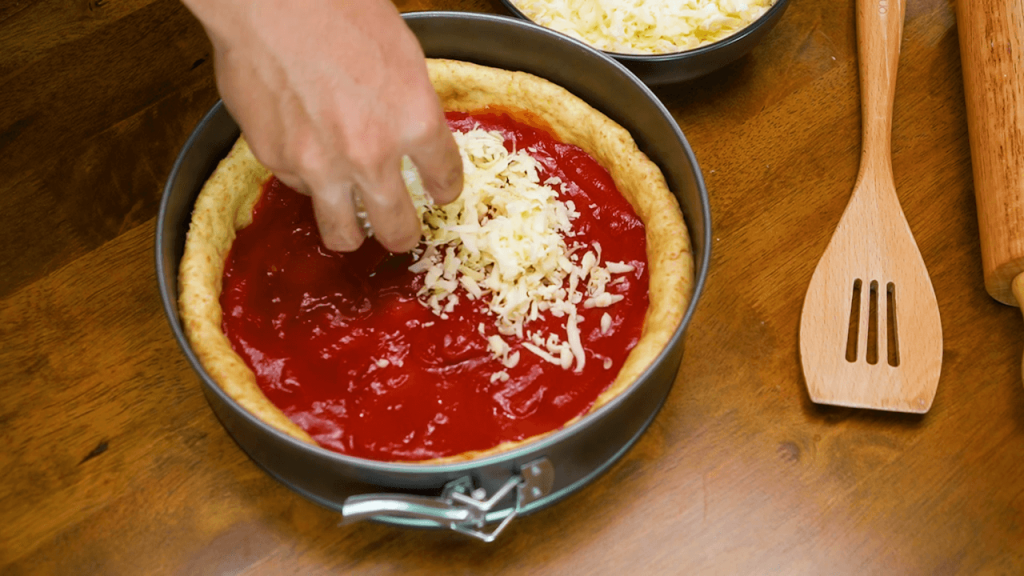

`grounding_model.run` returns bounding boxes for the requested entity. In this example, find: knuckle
[344,134,387,173]
[408,110,446,144]
[368,189,404,213]
[289,131,327,176]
